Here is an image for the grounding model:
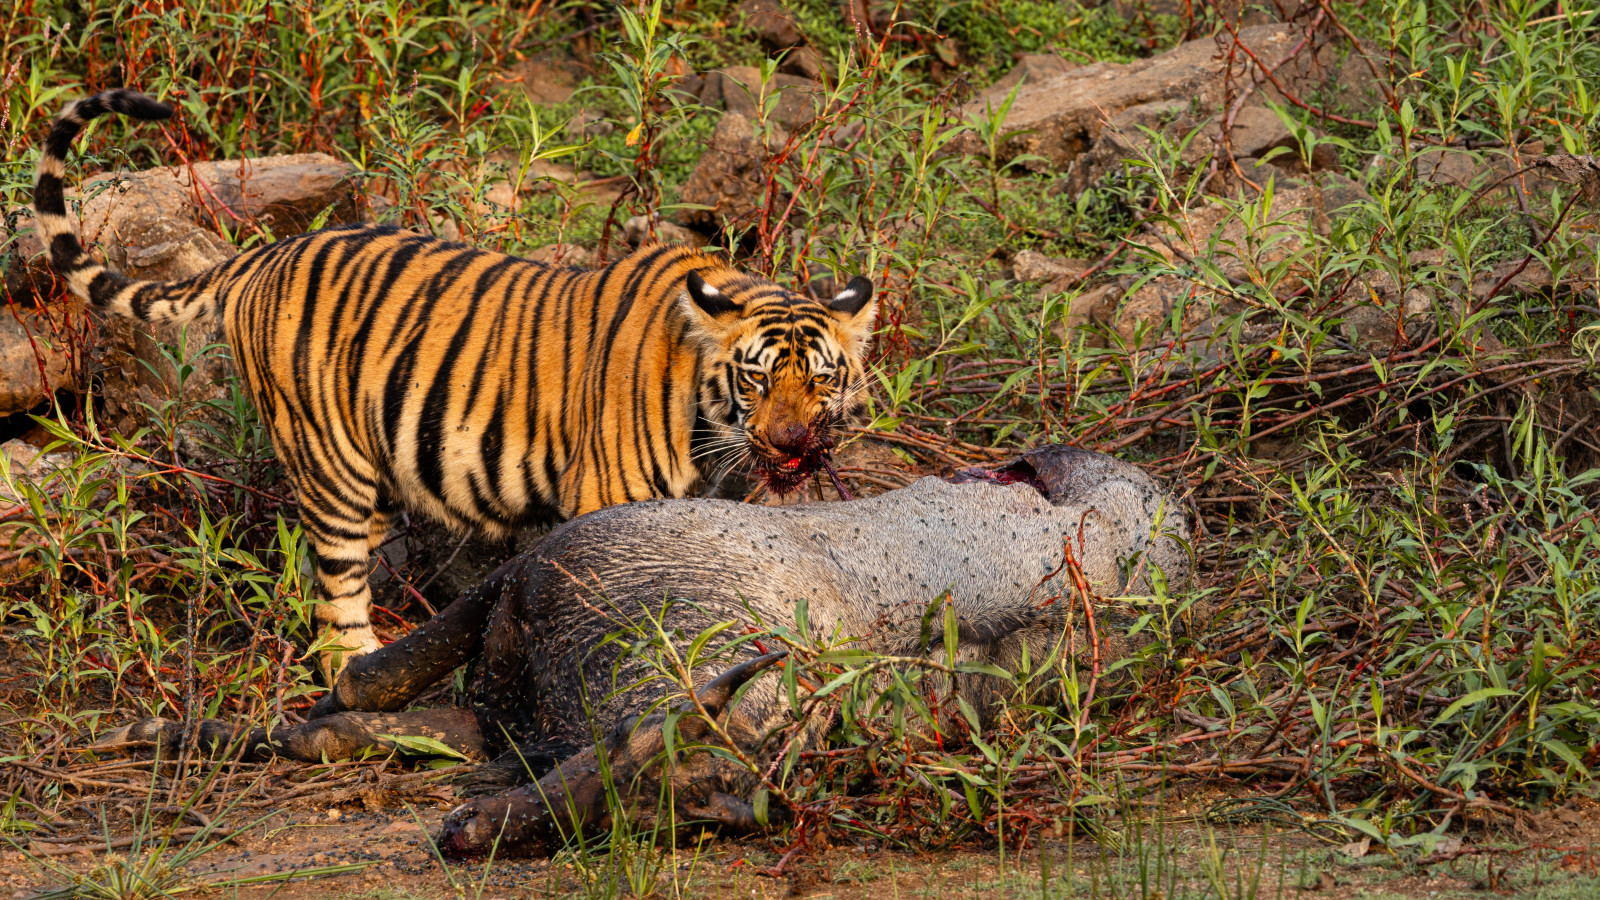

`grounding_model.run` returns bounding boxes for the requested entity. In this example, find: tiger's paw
[318,624,382,686]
